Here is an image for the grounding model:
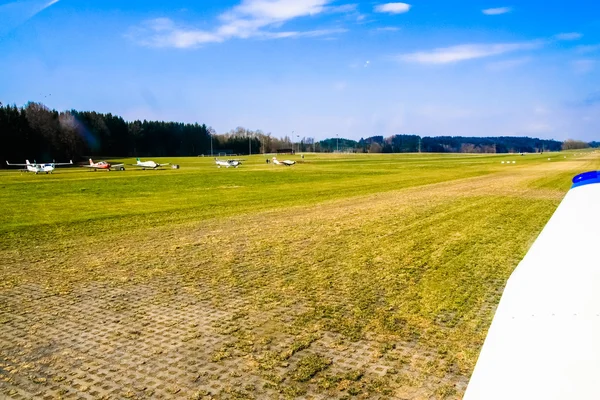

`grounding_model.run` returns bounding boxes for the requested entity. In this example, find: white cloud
[127,19,223,48]
[374,3,411,14]
[129,0,351,48]
[398,42,541,64]
[482,7,512,15]
[554,32,583,41]
[325,3,358,13]
[224,0,329,21]
[375,26,400,32]
[263,28,347,39]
